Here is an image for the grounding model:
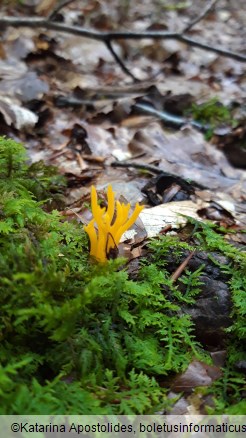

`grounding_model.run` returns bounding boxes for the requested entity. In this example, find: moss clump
[0,137,245,414]
[0,137,200,414]
[191,98,232,125]
[189,97,237,140]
